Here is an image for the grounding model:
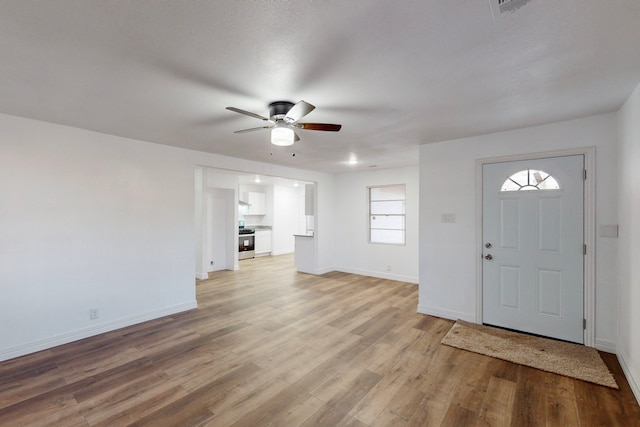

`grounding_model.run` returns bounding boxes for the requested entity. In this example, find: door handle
[484,254,493,260]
